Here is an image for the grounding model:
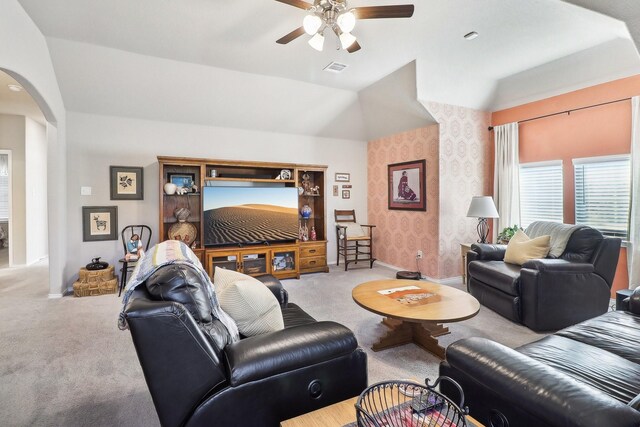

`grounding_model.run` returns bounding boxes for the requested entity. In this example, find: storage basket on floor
[355,378,468,427]
[73,266,117,297]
